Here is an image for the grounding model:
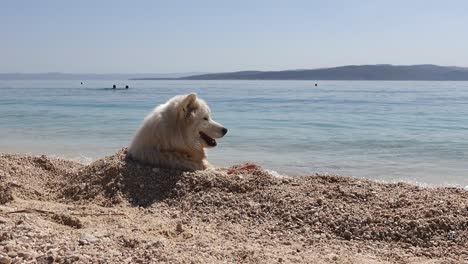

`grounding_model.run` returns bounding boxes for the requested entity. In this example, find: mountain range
[135,64,468,81]
[3,65,468,81]
[175,64,468,81]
